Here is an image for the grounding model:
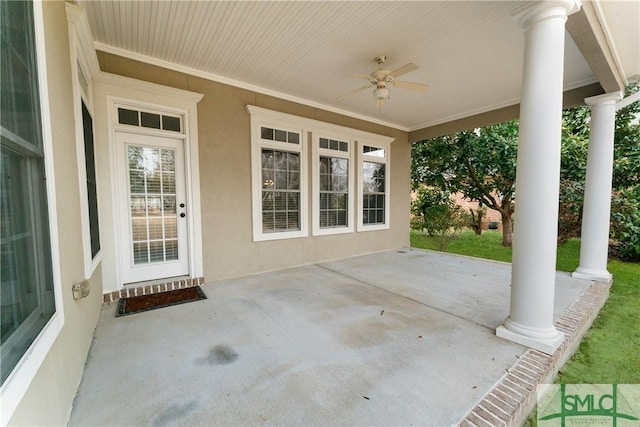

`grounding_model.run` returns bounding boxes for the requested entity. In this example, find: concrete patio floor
[70,249,595,426]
